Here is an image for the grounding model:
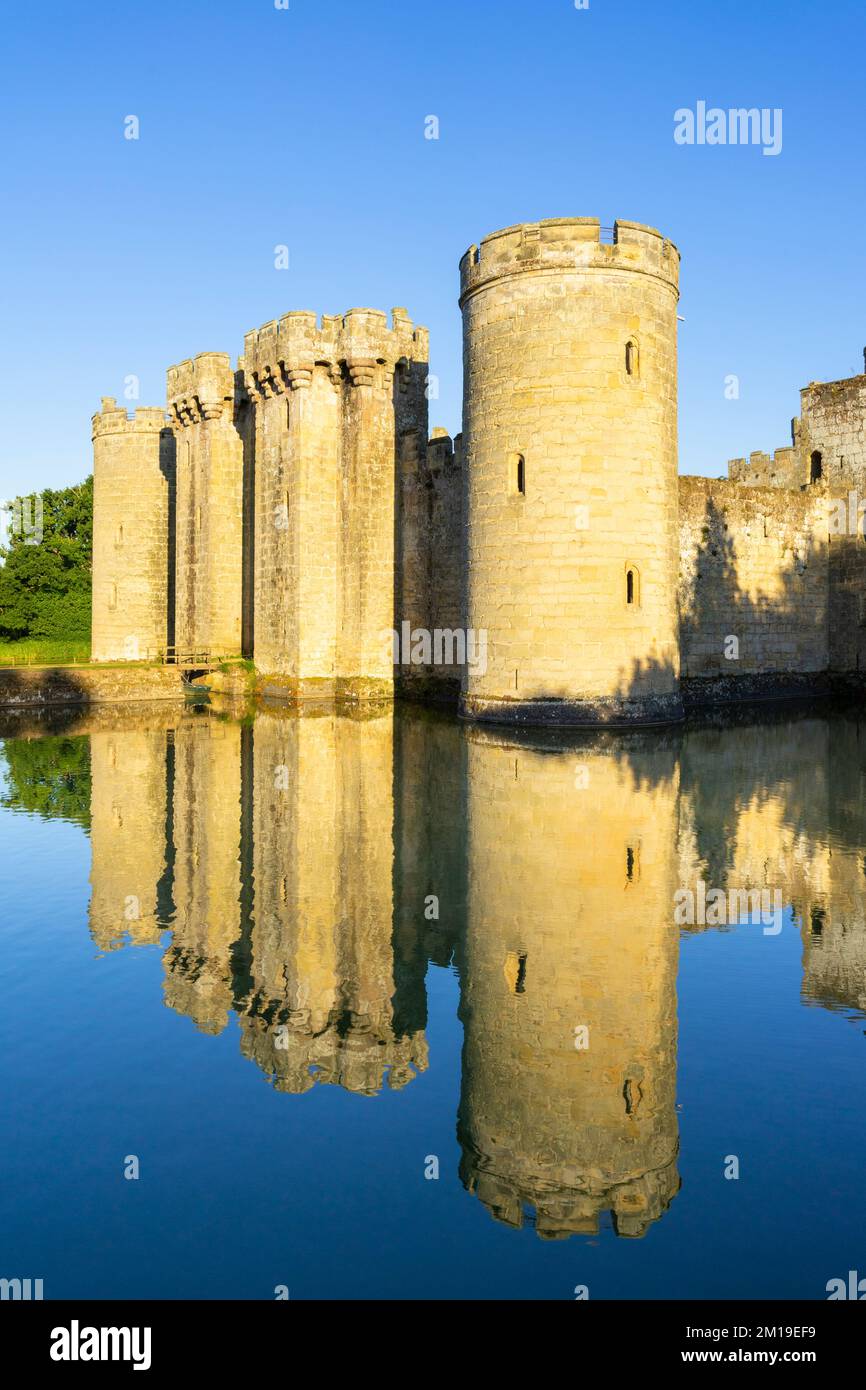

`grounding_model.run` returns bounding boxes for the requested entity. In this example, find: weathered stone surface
[91,402,175,662]
[678,476,829,686]
[167,353,245,657]
[242,308,430,690]
[459,218,683,726]
[0,665,185,707]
